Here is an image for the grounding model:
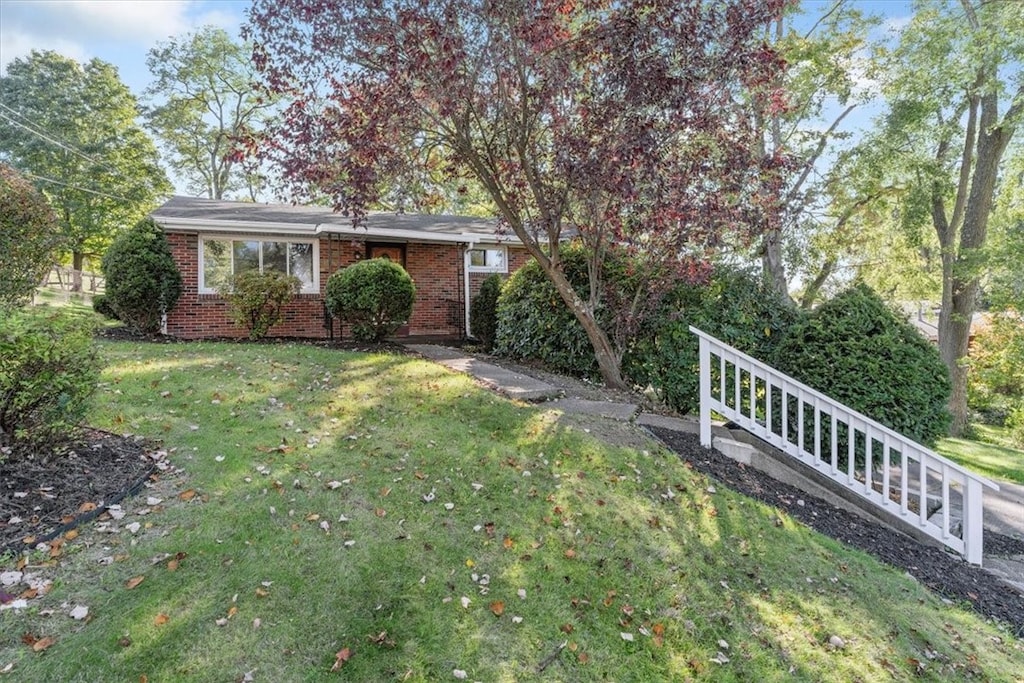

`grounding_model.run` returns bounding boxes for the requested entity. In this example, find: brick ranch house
[152,196,530,340]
